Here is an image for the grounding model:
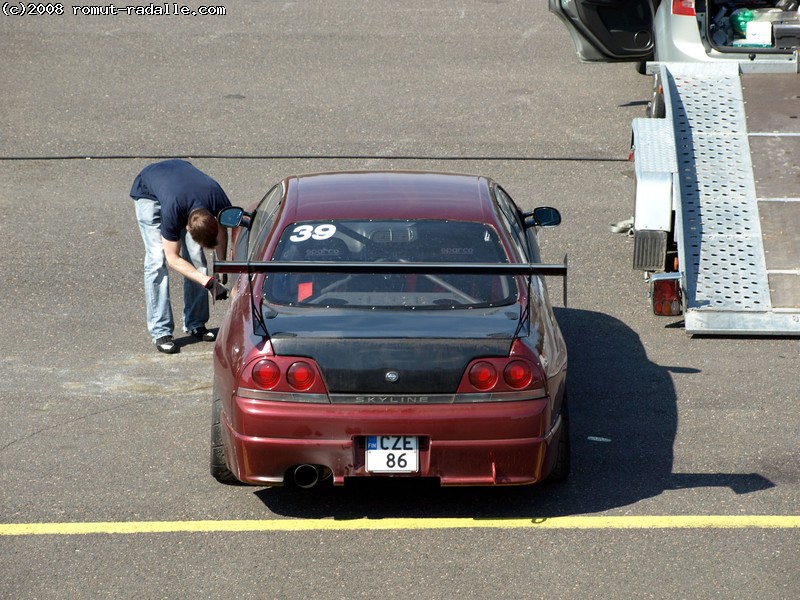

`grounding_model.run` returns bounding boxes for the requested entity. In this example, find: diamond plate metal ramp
[660,63,800,335]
